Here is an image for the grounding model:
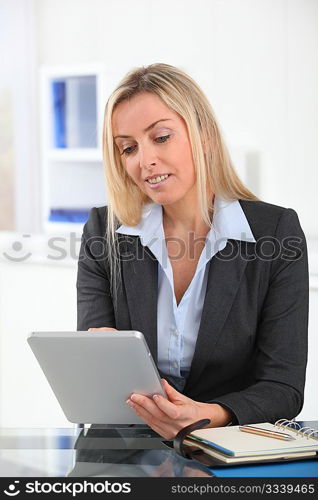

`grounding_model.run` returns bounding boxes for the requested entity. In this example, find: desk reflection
[68,425,213,477]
